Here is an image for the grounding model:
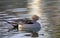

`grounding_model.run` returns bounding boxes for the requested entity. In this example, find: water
[0,28,49,38]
